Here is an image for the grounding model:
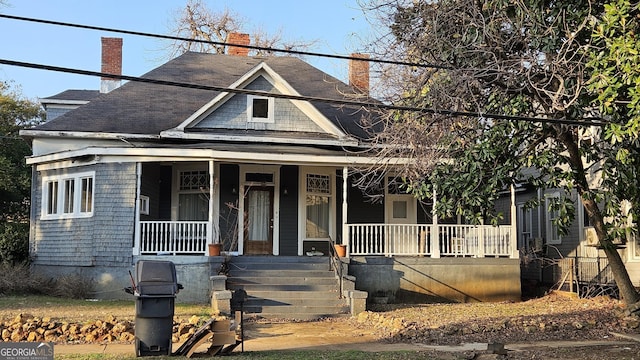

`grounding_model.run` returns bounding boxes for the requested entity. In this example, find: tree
[165,0,317,58]
[0,81,44,264]
[361,0,640,305]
